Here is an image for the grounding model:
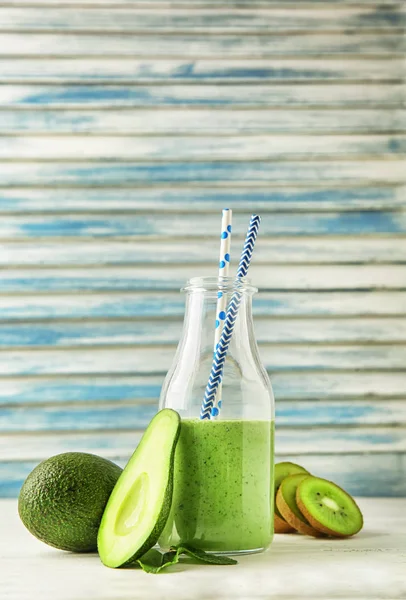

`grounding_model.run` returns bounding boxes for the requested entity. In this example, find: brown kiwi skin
[274,512,295,534]
[296,479,363,538]
[276,484,325,538]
